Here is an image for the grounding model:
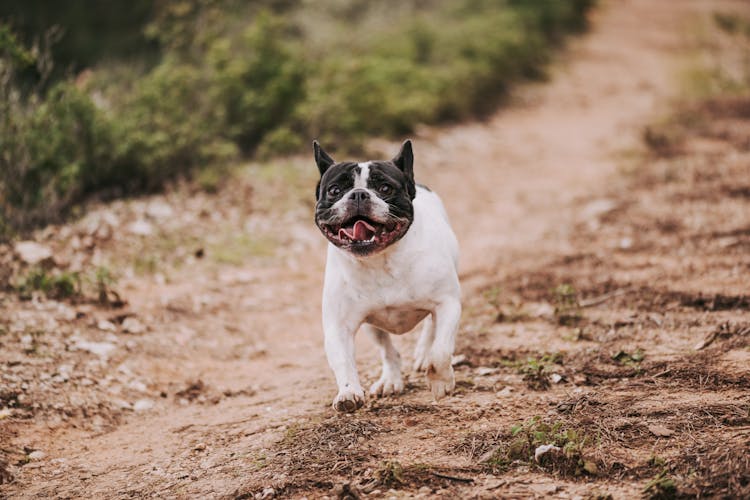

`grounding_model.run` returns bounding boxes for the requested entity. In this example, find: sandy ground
[1,0,749,498]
